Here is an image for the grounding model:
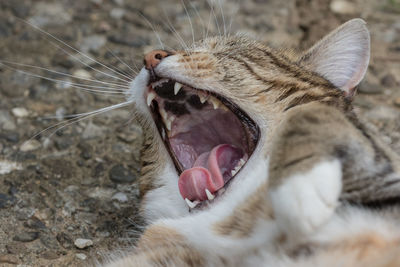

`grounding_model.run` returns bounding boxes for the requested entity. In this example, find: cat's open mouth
[145,77,259,209]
